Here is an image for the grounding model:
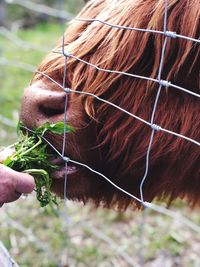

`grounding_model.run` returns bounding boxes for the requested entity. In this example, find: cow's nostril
[39,105,65,117]
[37,92,66,120]
[20,81,68,128]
